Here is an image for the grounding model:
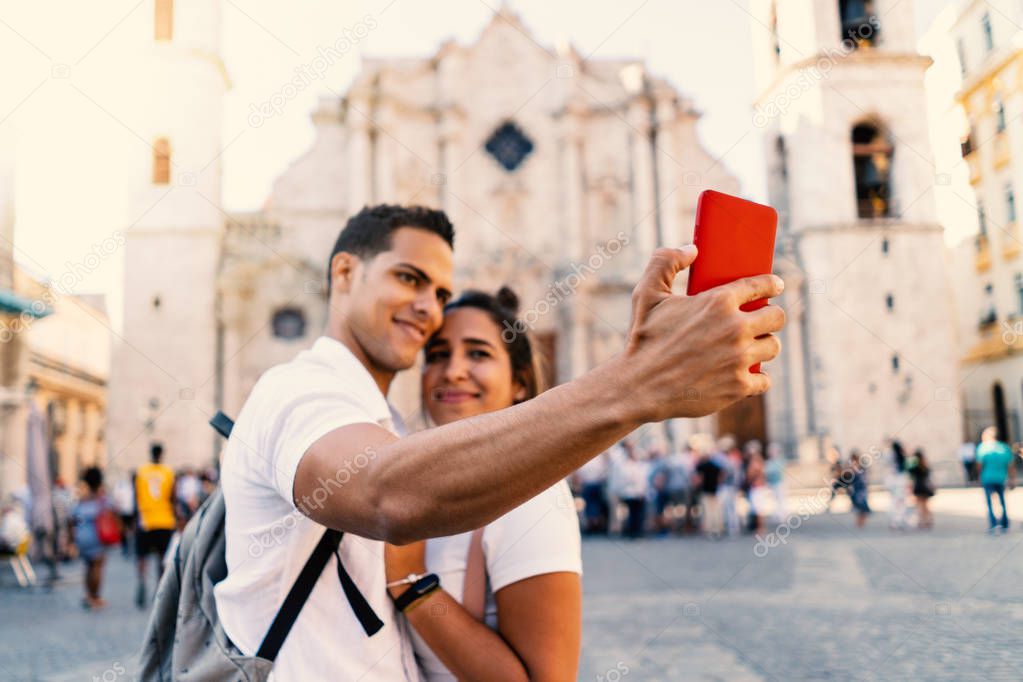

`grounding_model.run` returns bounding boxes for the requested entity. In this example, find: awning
[0,288,51,318]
